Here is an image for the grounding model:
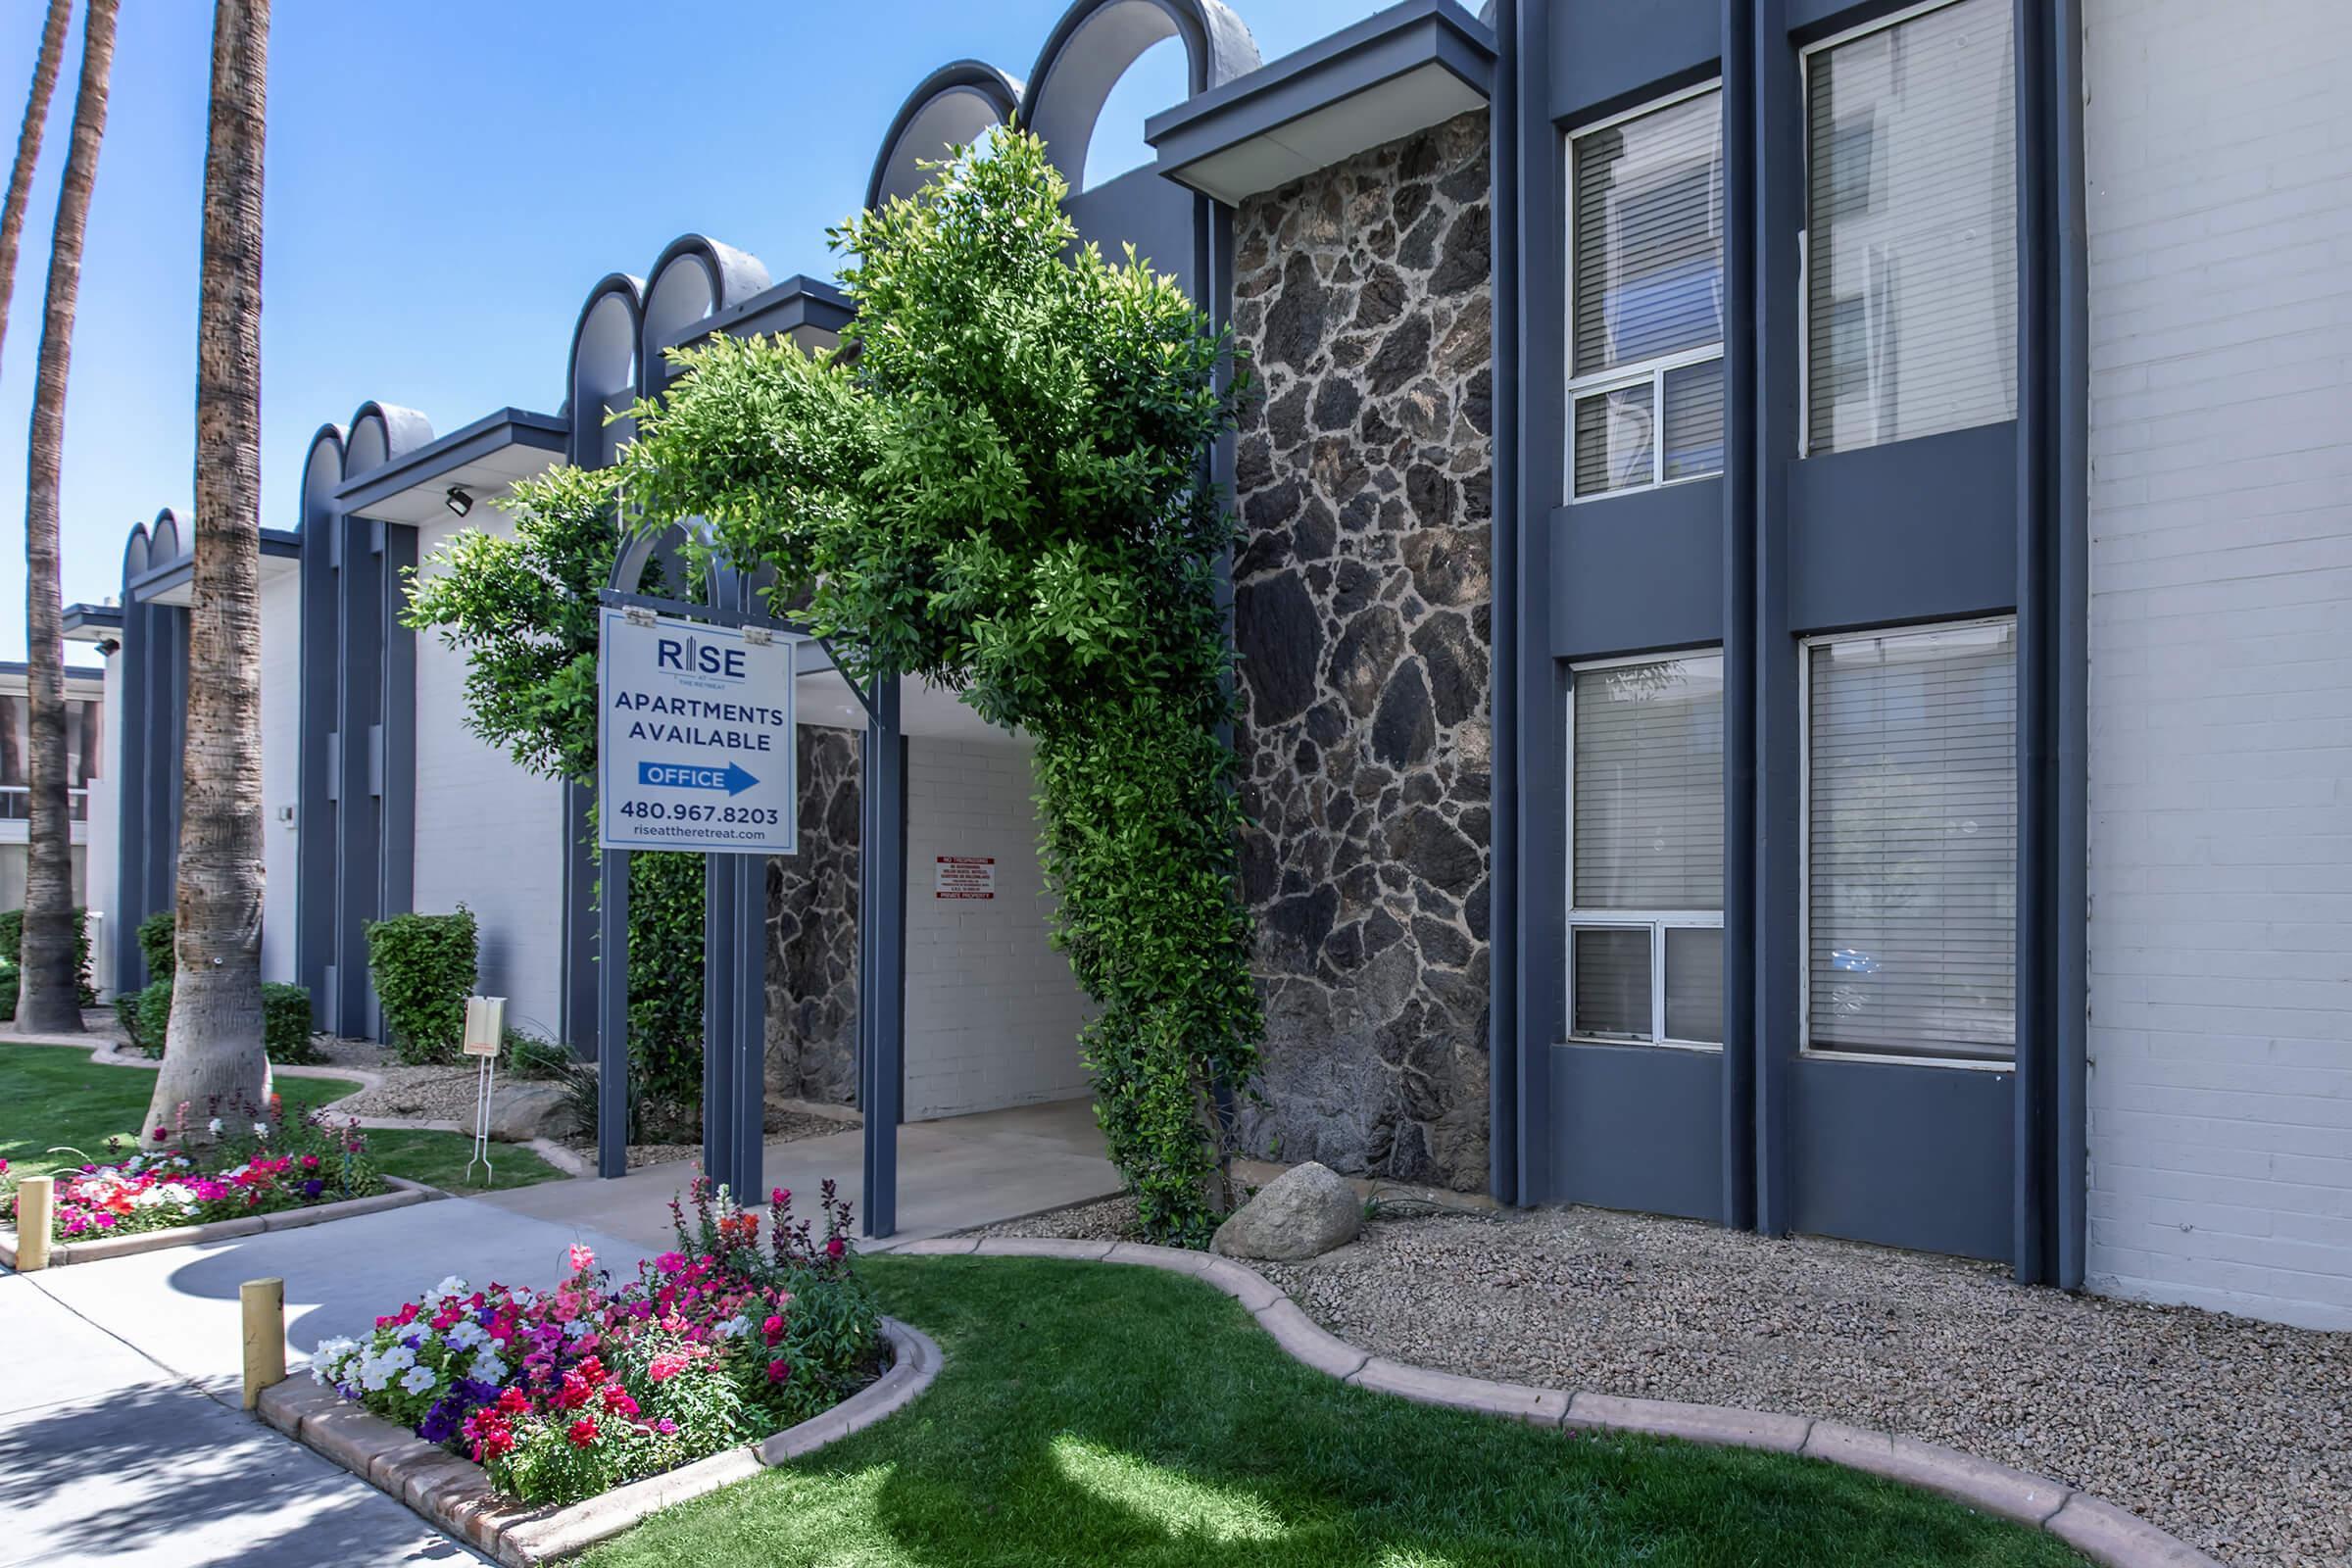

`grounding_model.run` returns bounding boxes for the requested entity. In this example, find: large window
[1568,87,1725,500]
[1568,653,1724,1045]
[1804,620,2016,1063]
[1803,0,2017,455]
